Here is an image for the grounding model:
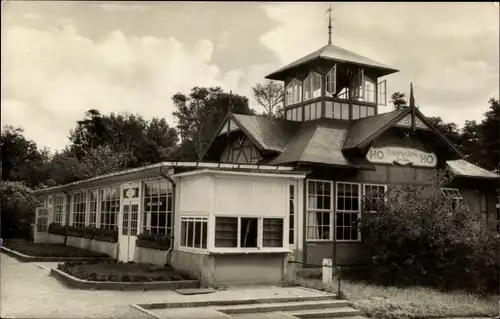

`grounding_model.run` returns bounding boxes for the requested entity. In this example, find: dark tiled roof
[266,44,399,81]
[446,160,498,179]
[342,109,408,150]
[232,114,300,152]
